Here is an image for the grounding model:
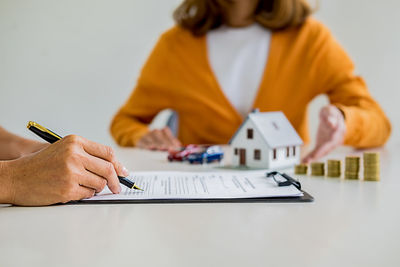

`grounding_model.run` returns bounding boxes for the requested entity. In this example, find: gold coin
[363,152,380,181]
[294,164,308,175]
[311,162,325,176]
[327,160,341,178]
